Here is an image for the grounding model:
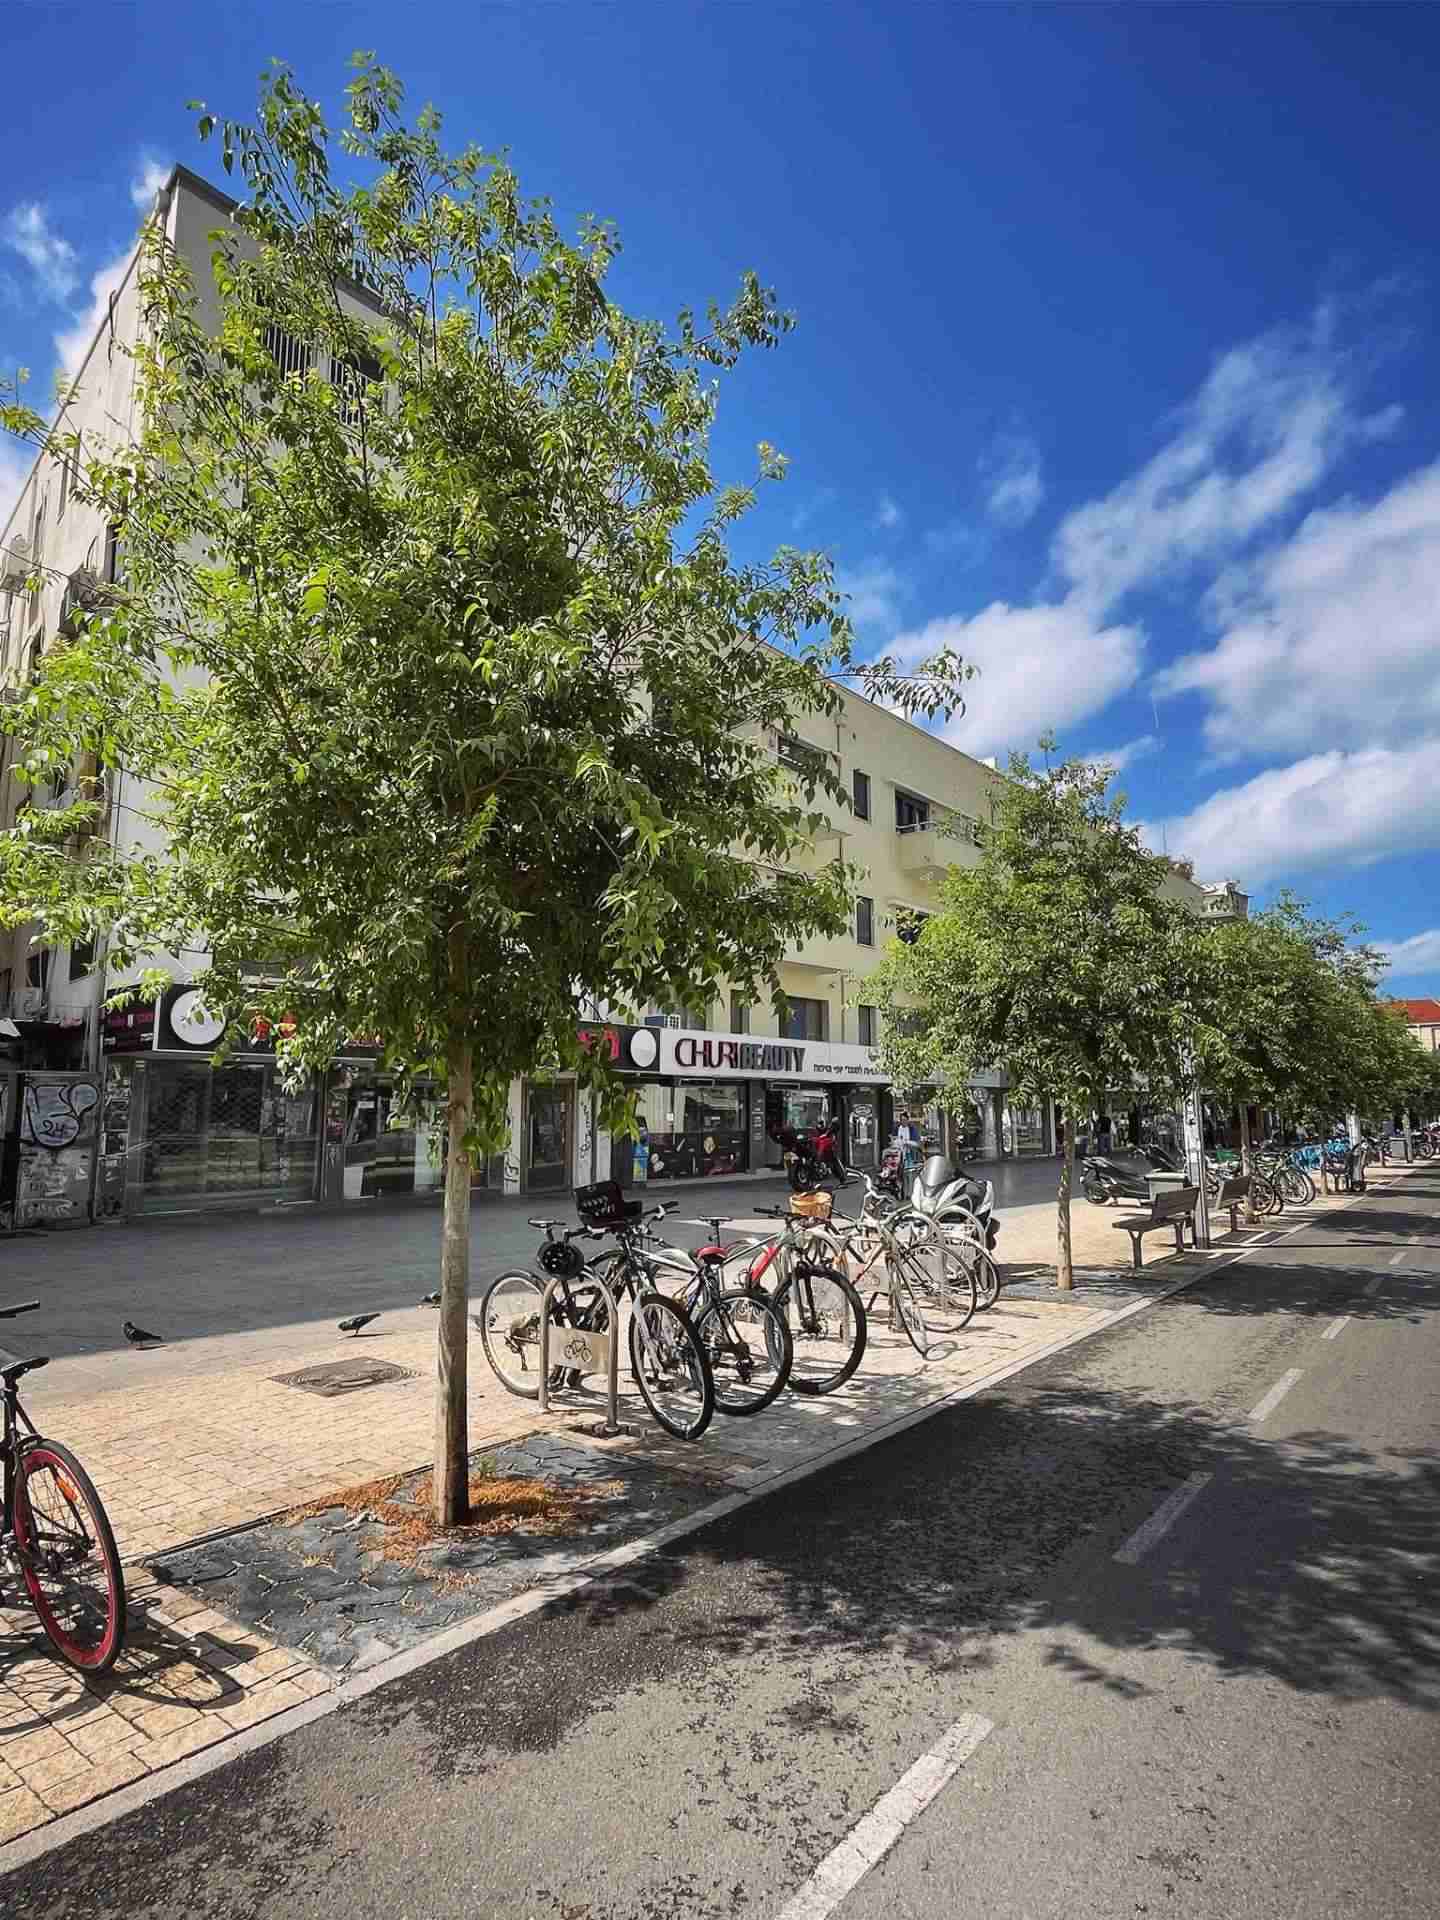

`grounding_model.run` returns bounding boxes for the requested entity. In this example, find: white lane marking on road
[1363,1276,1384,1297]
[1389,1250,1406,1266]
[1249,1368,1304,1423]
[1320,1316,1351,1341]
[775,1714,995,1920]
[1113,1471,1213,1565]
